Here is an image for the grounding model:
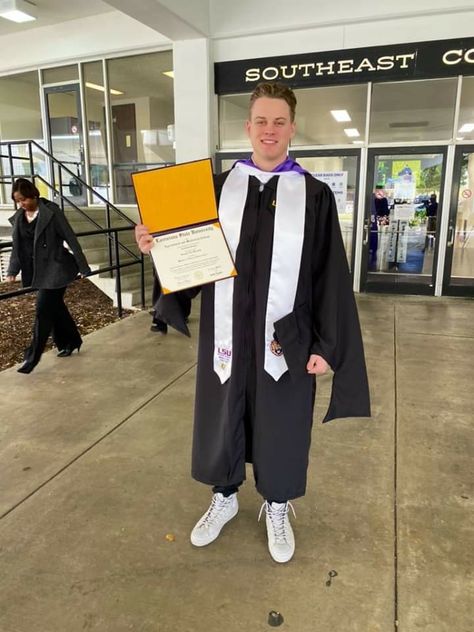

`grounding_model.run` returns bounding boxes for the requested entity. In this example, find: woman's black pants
[24,287,82,366]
